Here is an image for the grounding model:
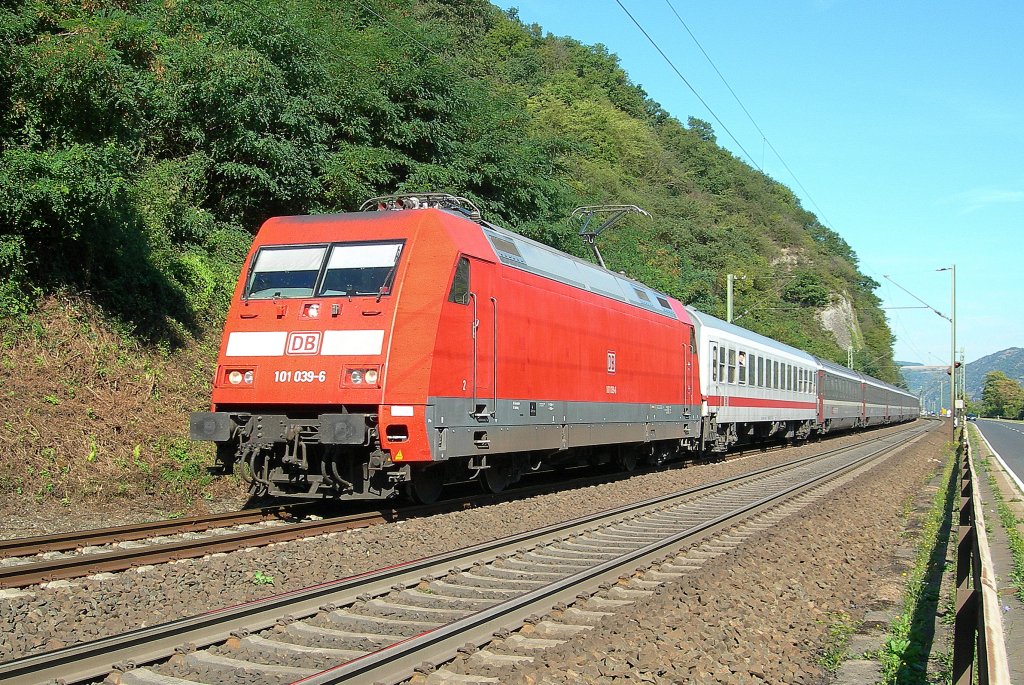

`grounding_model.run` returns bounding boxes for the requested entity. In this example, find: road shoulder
[968,423,1024,683]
